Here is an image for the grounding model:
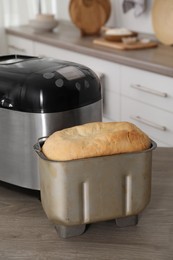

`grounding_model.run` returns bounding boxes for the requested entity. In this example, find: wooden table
[0,148,172,260]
